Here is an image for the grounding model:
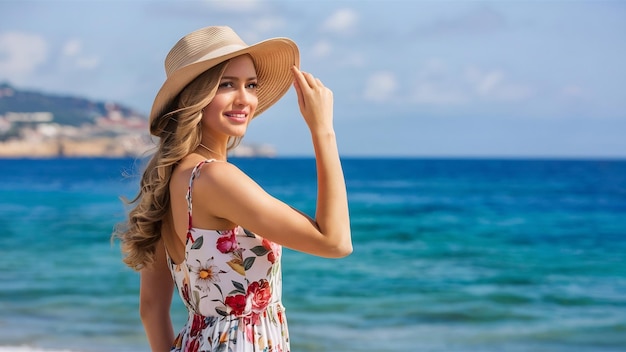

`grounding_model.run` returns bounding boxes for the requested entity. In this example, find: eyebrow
[221,76,257,81]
